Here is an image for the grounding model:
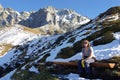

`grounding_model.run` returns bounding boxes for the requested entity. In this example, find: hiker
[78,40,96,78]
